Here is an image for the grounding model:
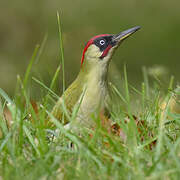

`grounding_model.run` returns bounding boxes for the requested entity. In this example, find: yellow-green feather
[50,72,85,124]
